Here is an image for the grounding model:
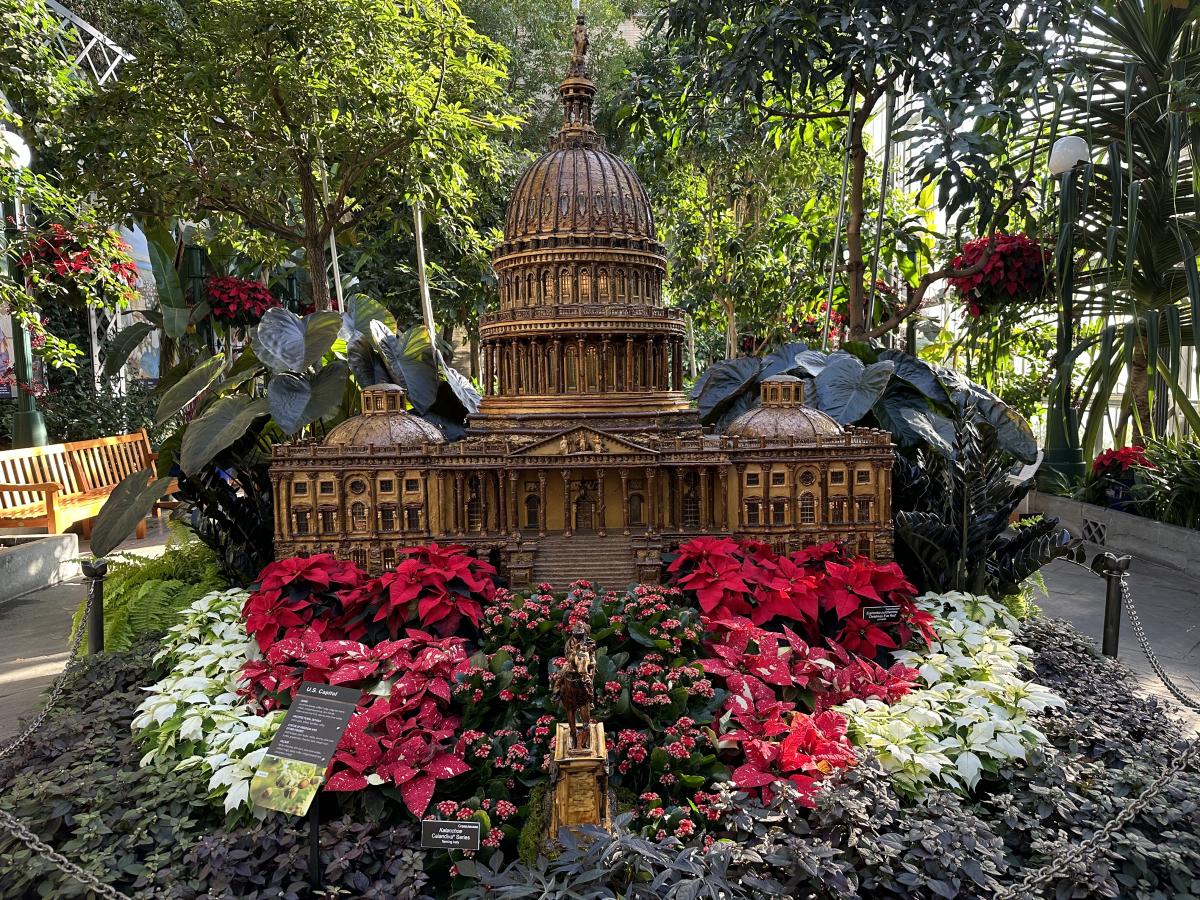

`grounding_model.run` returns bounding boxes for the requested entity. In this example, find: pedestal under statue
[548,621,610,835]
